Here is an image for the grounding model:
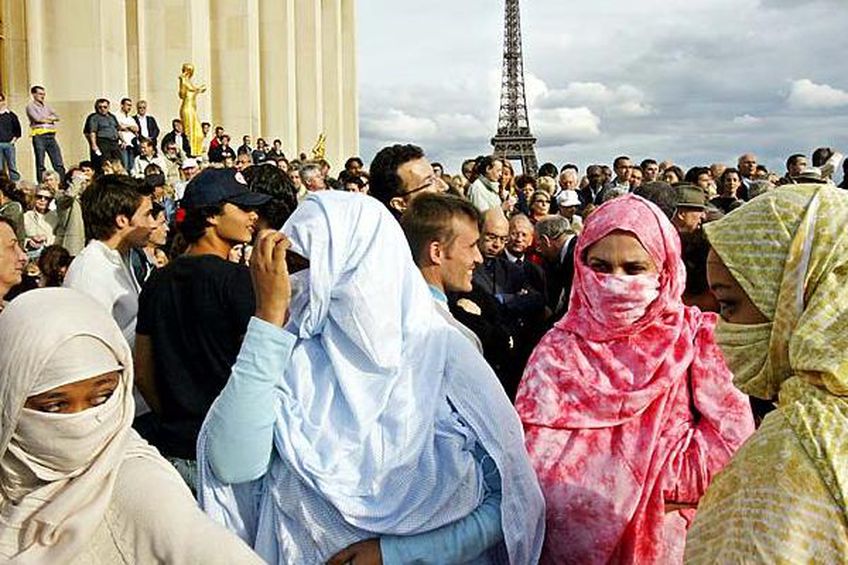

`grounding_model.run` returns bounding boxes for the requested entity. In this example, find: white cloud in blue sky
[357,0,848,176]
